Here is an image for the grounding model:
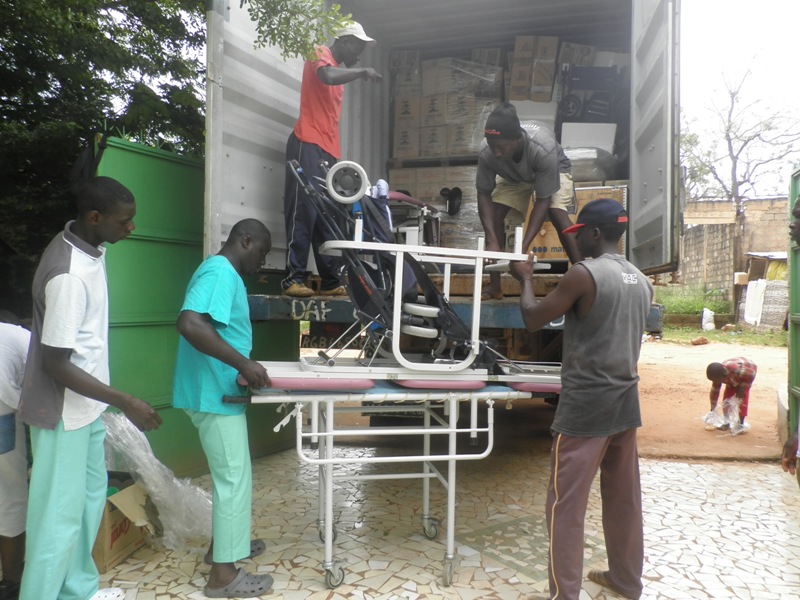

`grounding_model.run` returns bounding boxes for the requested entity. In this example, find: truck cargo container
[205,0,681,358]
